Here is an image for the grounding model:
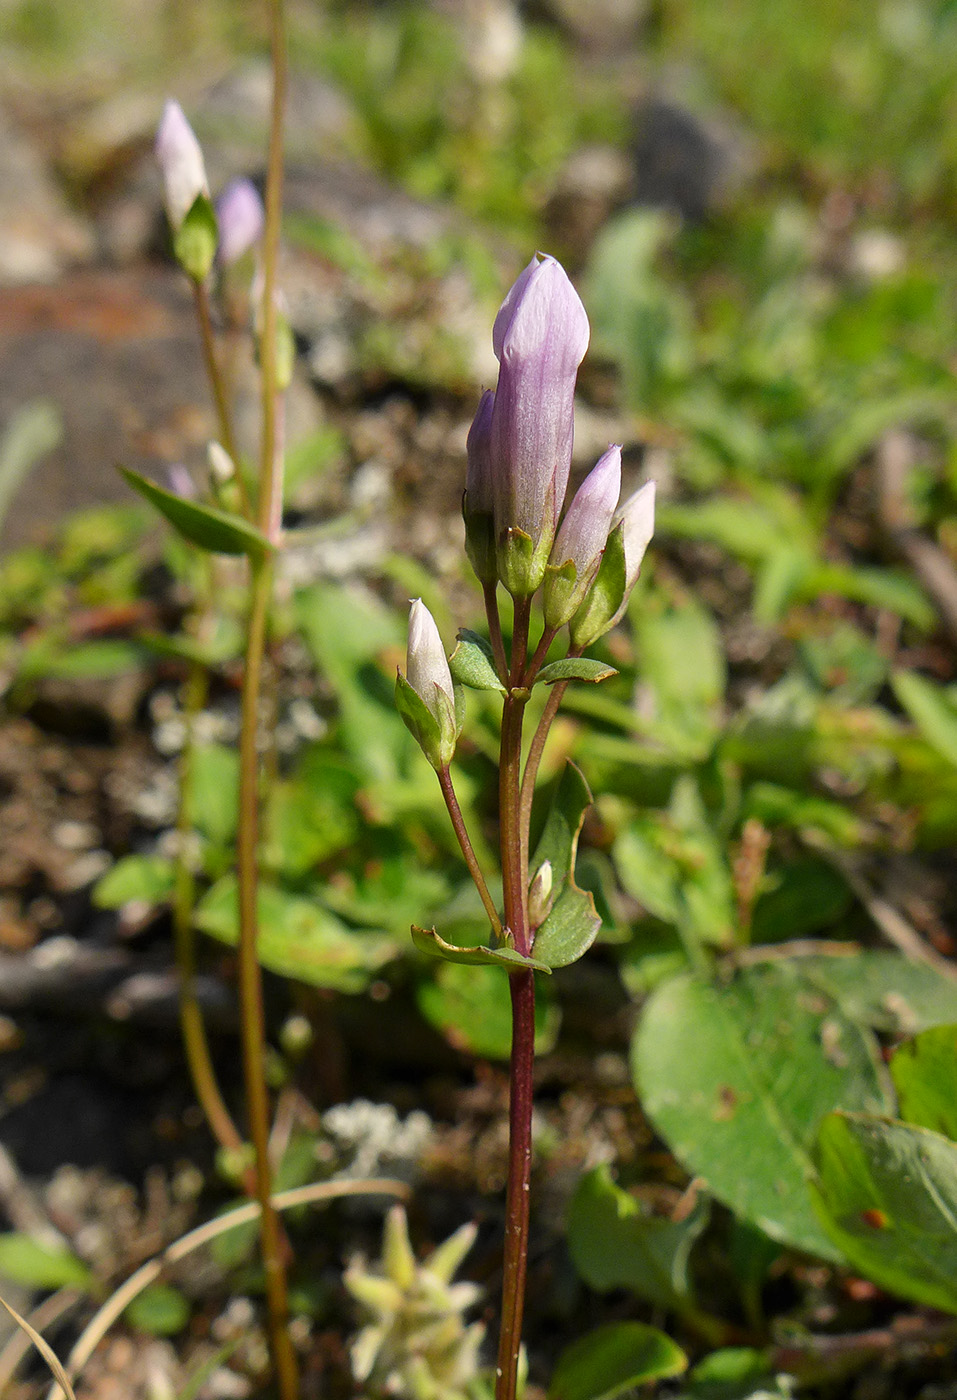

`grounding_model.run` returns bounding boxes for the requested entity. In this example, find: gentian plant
[397,253,655,1400]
